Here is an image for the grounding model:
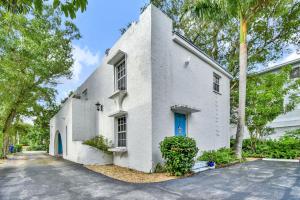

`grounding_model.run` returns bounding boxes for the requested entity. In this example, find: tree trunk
[235,16,248,159]
[2,109,17,158]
